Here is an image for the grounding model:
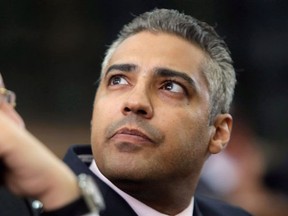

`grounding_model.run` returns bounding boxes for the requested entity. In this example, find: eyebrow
[105,64,137,76]
[154,67,197,90]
